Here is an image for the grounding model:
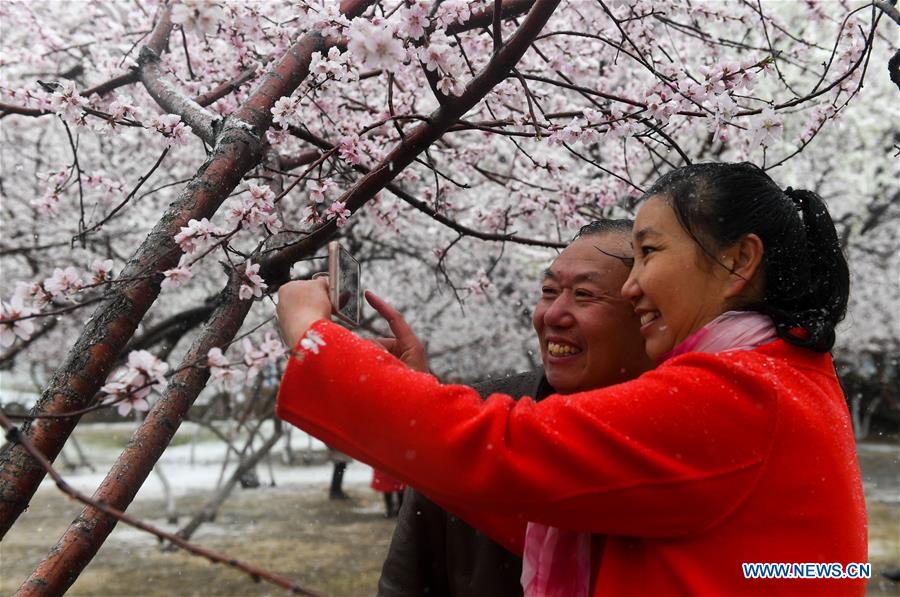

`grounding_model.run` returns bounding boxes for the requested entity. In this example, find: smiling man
[535,220,653,393]
[377,219,654,597]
